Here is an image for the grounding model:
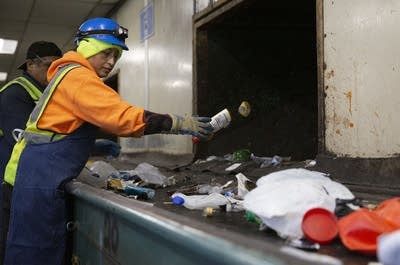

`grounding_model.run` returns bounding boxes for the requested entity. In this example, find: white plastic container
[171,192,230,210]
[210,108,232,132]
